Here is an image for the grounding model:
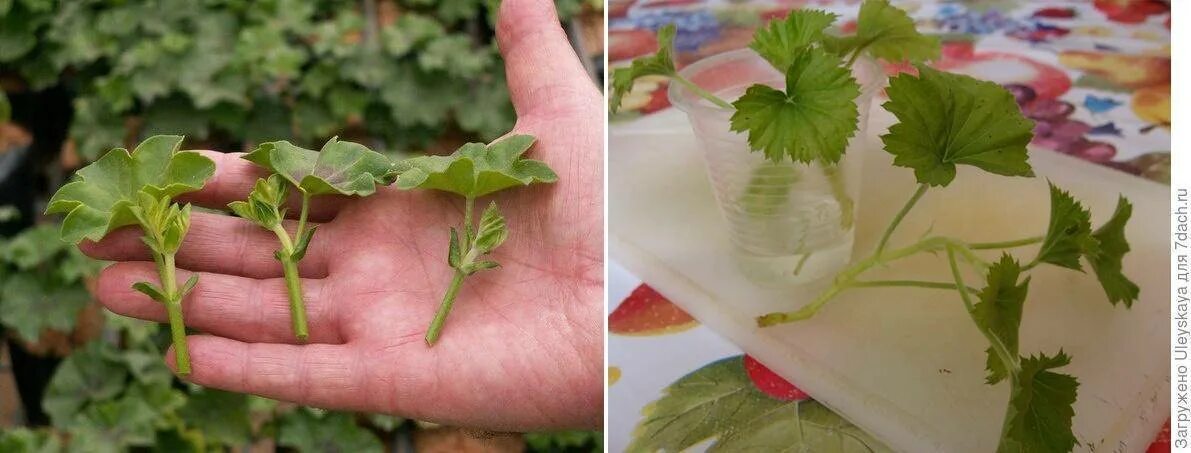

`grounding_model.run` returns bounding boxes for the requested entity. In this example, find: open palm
[81,0,602,431]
